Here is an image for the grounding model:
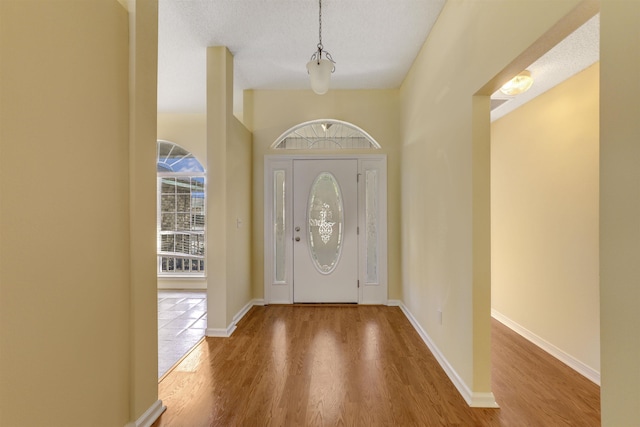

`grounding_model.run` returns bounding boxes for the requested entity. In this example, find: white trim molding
[388,300,499,408]
[206,325,236,338]
[206,299,265,338]
[125,399,166,427]
[491,309,601,385]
